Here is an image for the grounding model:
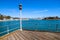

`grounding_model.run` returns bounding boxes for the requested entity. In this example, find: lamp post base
[20,28,22,31]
